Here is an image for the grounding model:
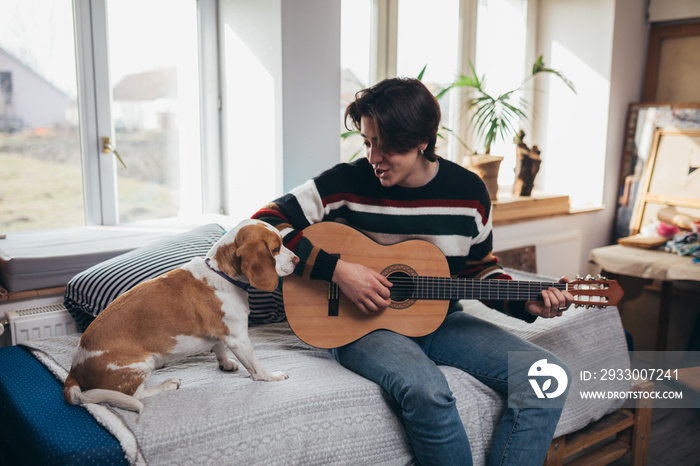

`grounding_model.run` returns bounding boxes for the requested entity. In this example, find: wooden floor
[609,408,700,466]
